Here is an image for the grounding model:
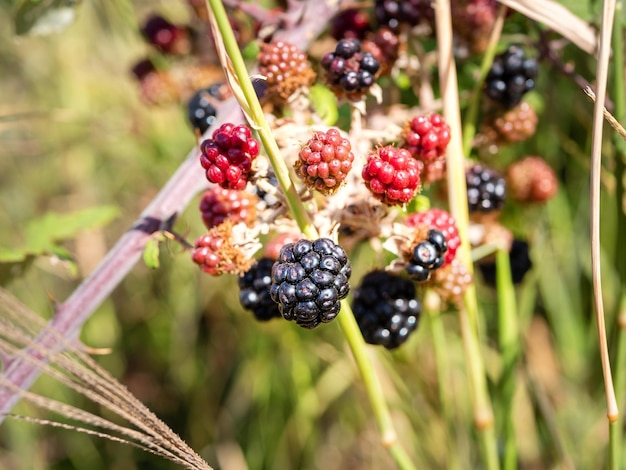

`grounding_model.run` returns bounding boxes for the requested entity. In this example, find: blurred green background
[0,0,624,469]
